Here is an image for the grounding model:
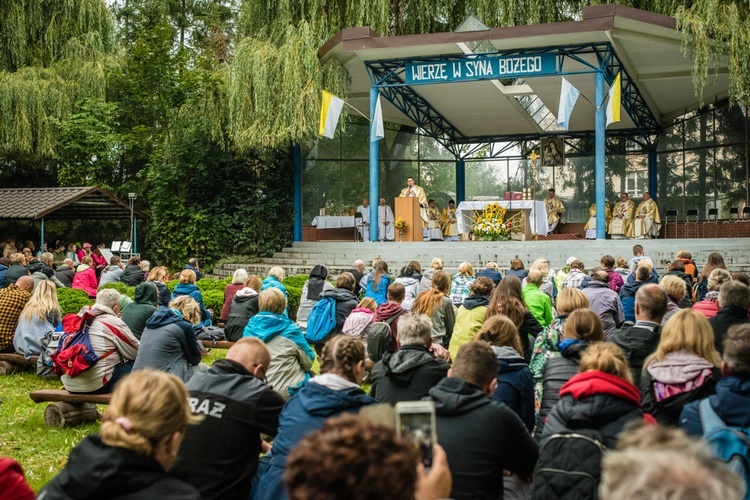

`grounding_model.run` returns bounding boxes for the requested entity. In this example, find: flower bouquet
[394,218,407,229]
[472,202,511,241]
